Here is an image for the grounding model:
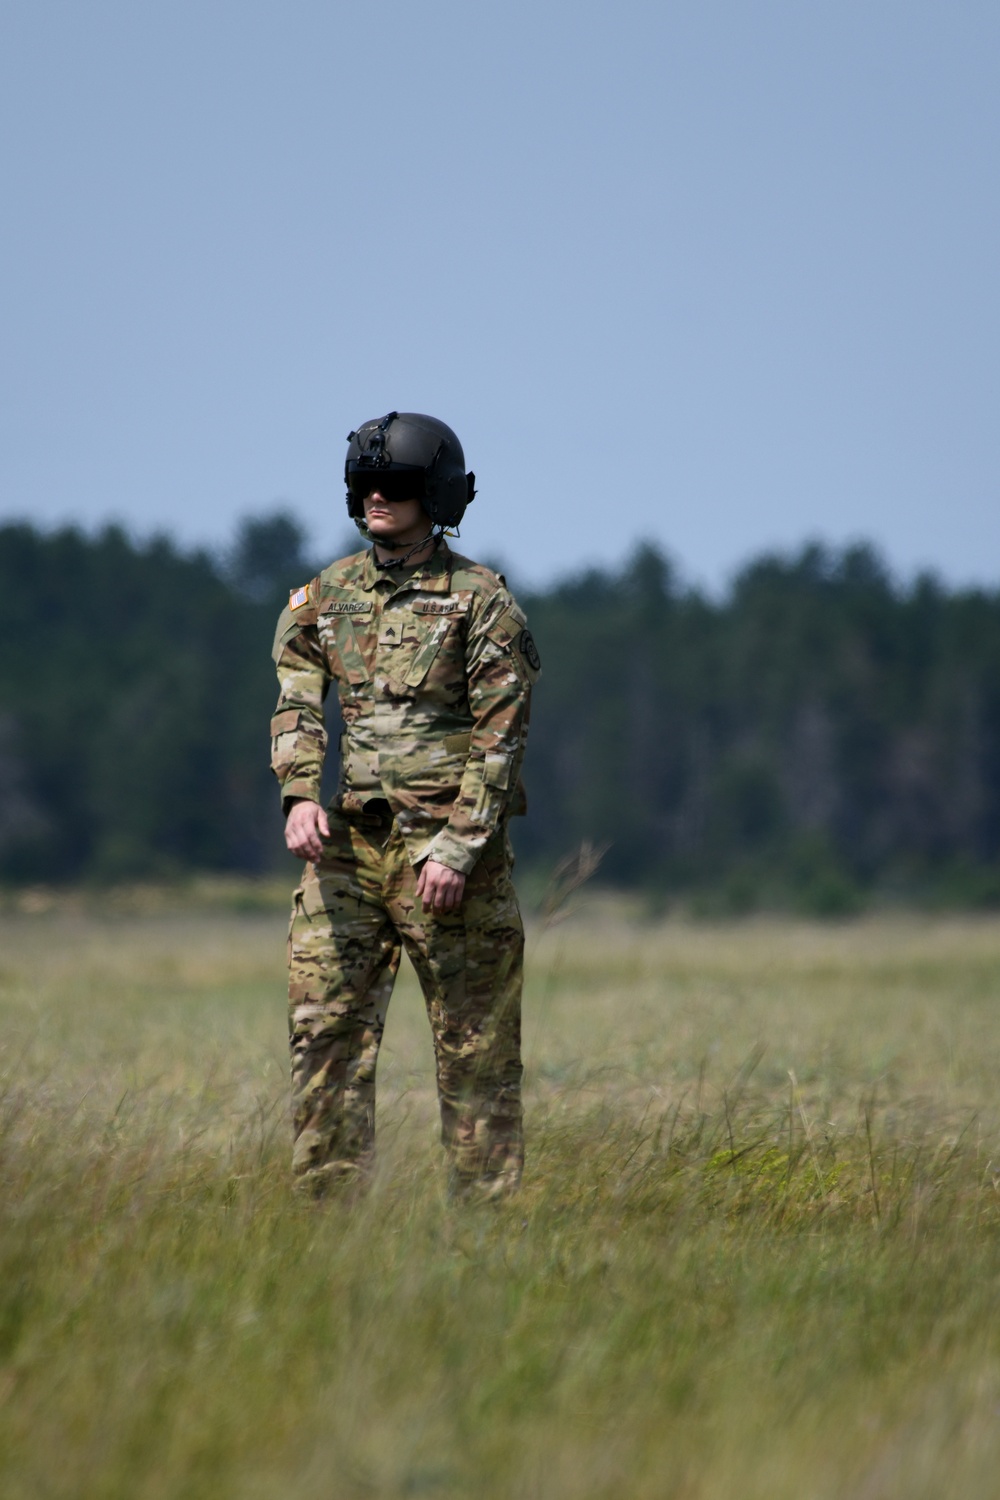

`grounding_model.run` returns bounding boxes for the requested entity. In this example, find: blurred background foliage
[3,516,1000,913]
